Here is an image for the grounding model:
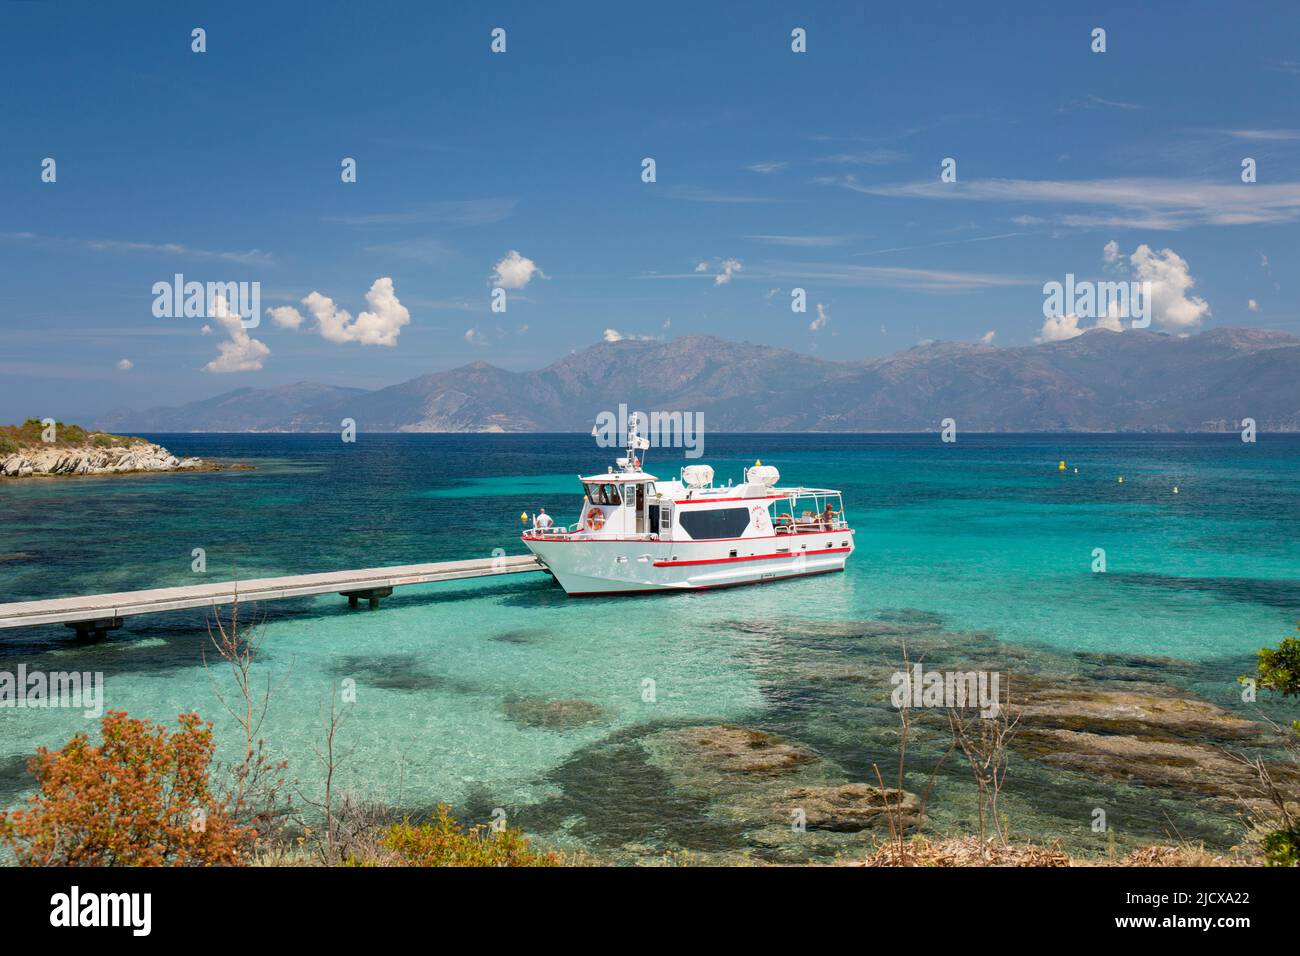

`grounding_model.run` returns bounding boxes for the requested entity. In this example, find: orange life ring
[585,511,605,531]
